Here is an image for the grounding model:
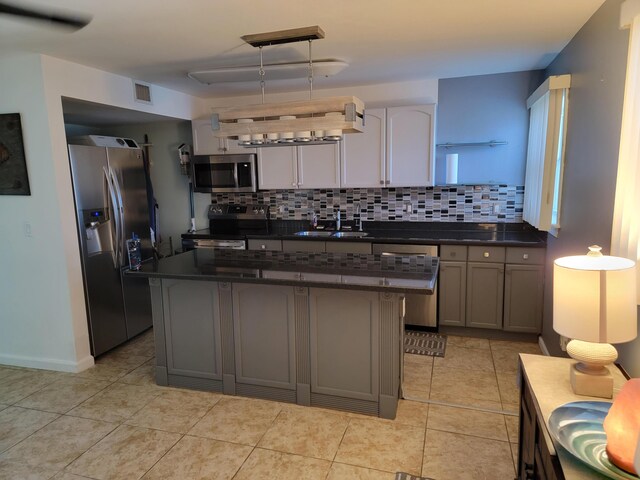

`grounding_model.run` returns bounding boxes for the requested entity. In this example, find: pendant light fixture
[209,26,365,147]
